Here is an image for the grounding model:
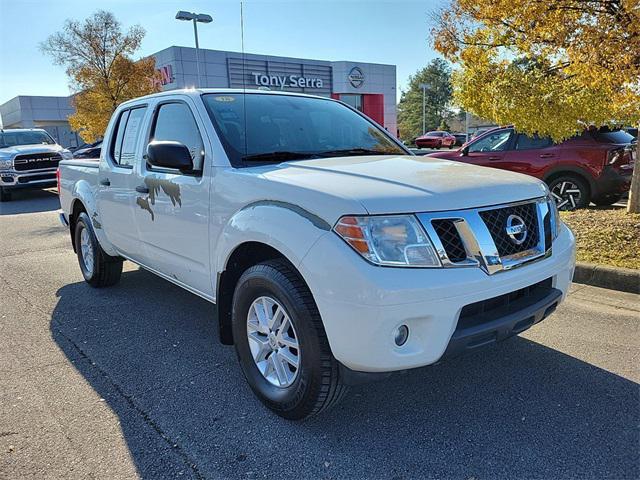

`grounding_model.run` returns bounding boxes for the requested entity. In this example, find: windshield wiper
[315,148,400,157]
[241,151,322,163]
